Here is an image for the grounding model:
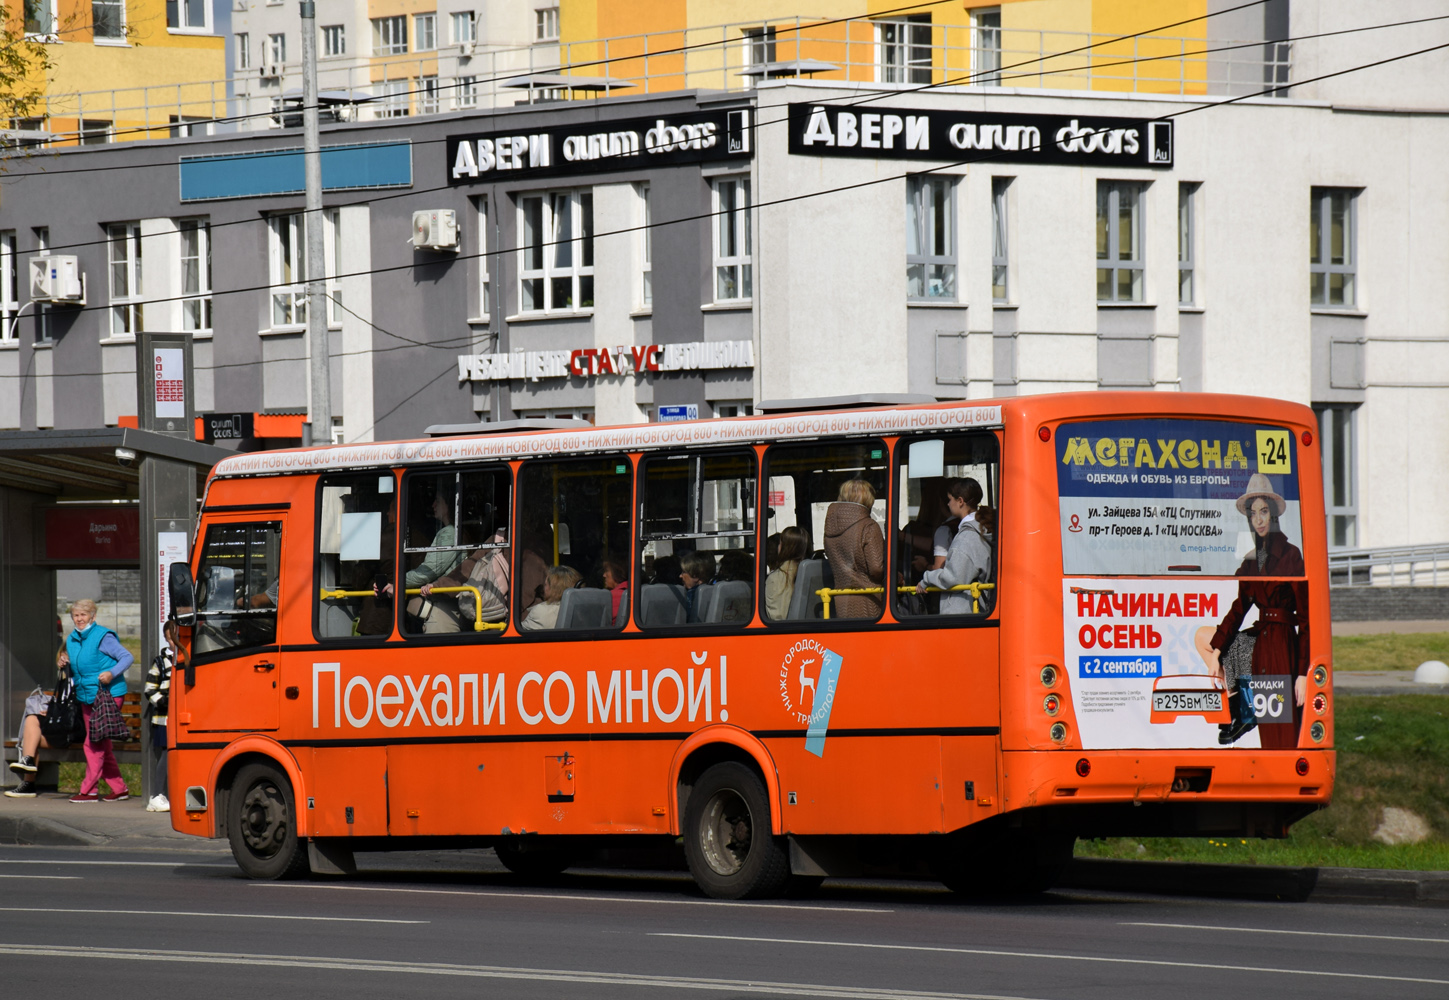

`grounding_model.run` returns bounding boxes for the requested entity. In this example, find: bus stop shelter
[0,427,230,795]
